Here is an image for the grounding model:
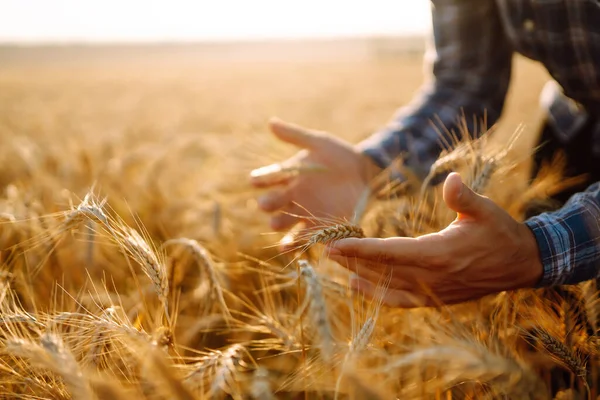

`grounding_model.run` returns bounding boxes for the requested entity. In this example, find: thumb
[269,118,324,149]
[443,172,489,219]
